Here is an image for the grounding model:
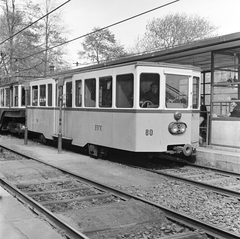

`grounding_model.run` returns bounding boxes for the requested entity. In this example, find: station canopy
[117,32,240,73]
